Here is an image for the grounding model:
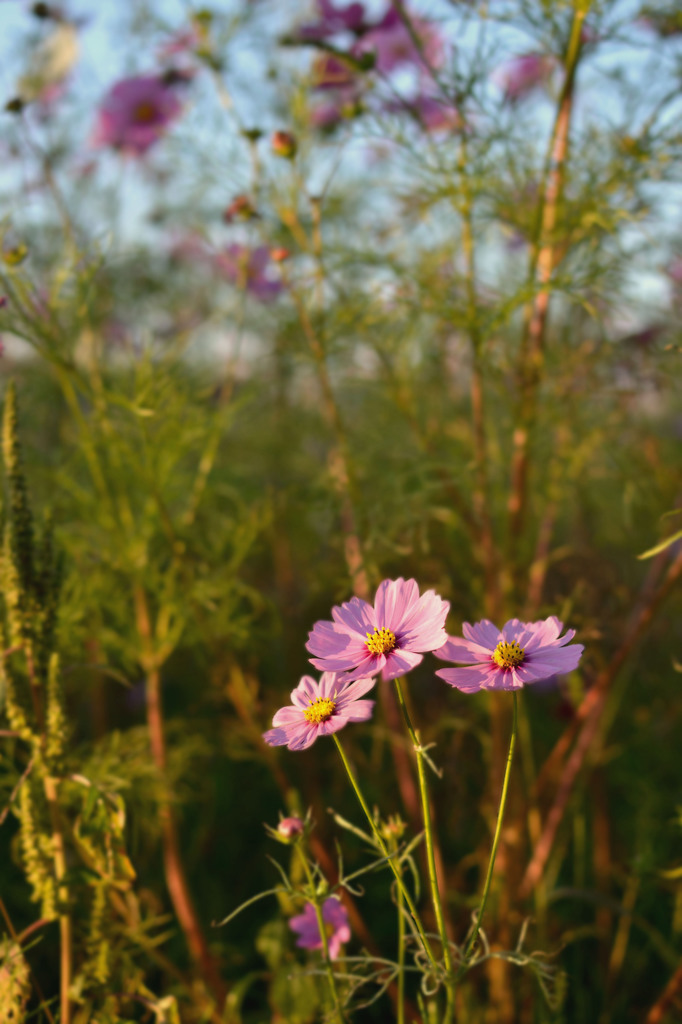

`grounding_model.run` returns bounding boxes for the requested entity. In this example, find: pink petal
[462,620,502,648]
[288,724,319,750]
[331,596,376,635]
[436,663,493,692]
[333,699,374,722]
[291,675,321,707]
[272,705,303,727]
[341,652,385,681]
[319,671,342,698]
[263,727,289,746]
[434,636,491,663]
[374,577,419,632]
[335,675,376,703]
[398,589,450,651]
[382,649,423,679]
[307,620,358,658]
